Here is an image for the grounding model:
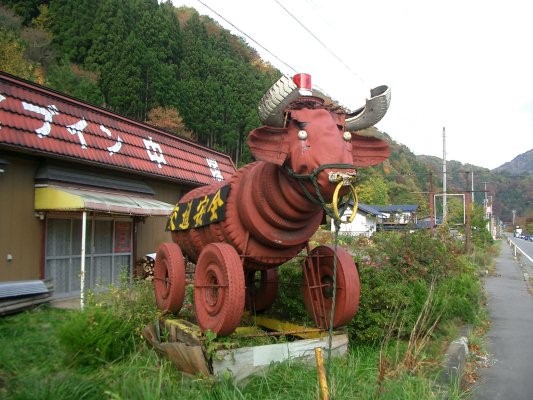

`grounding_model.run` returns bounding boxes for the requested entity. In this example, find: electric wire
[194,0,298,74]
[273,0,368,88]
[194,0,369,96]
